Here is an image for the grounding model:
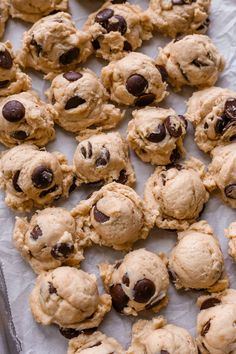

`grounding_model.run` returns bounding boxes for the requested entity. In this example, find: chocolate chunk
[59,328,82,339]
[32,166,53,189]
[126,74,148,97]
[170,148,181,162]
[156,65,168,82]
[2,100,25,122]
[110,284,129,312]
[200,298,221,310]
[0,80,10,88]
[12,170,22,192]
[95,8,114,29]
[224,184,236,199]
[59,48,80,65]
[39,185,58,198]
[135,93,156,107]
[107,15,127,35]
[122,273,130,286]
[92,39,100,50]
[225,98,236,119]
[201,320,211,336]
[114,261,122,269]
[30,225,43,241]
[123,41,132,51]
[165,115,183,137]
[116,169,128,184]
[146,124,166,143]
[0,49,13,69]
[65,95,86,110]
[48,282,57,295]
[51,242,74,259]
[11,130,28,141]
[133,279,156,303]
[215,115,230,134]
[63,72,82,82]
[95,147,110,167]
[204,122,209,129]
[30,39,42,56]
[93,205,110,223]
